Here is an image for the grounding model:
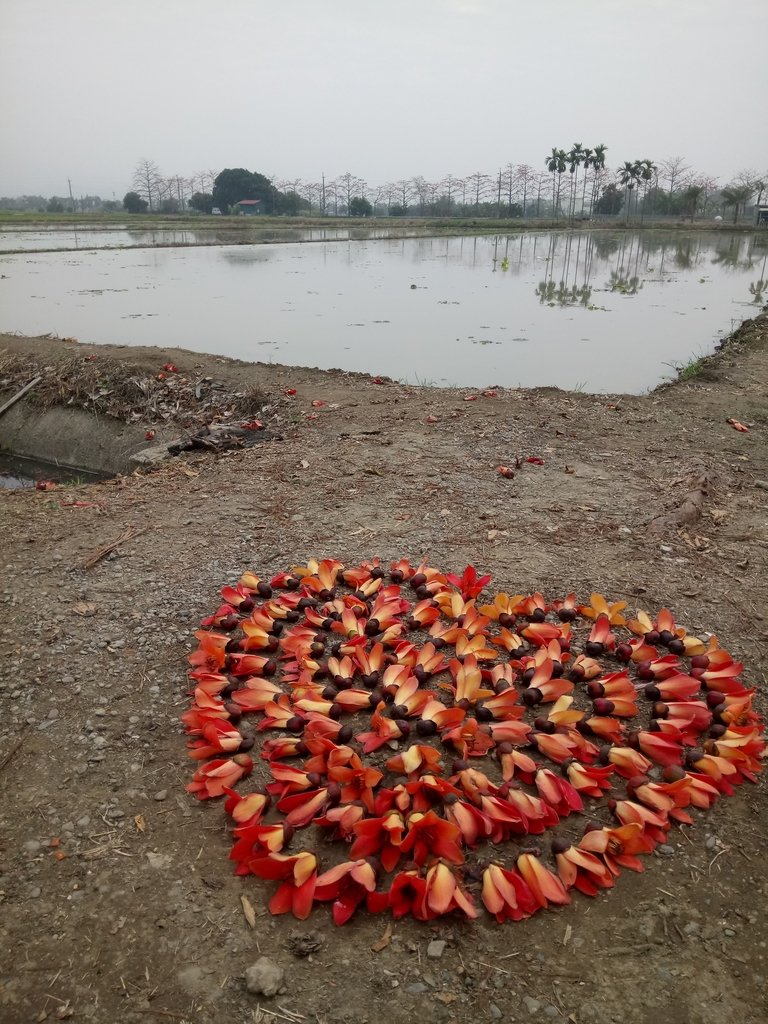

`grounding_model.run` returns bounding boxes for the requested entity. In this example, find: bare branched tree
[132,158,162,211]
[659,156,691,195]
